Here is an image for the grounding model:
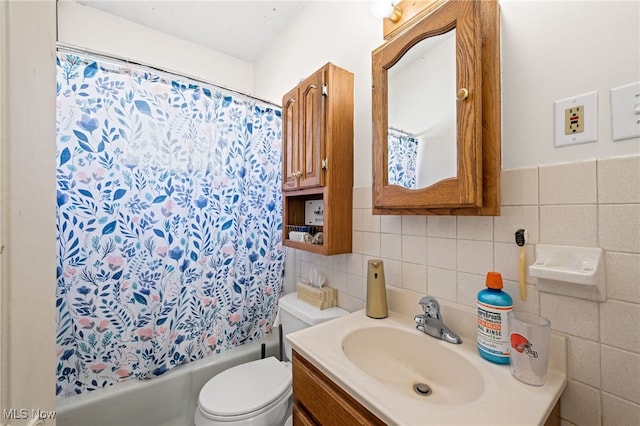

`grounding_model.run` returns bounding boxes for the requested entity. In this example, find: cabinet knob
[456,88,469,101]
